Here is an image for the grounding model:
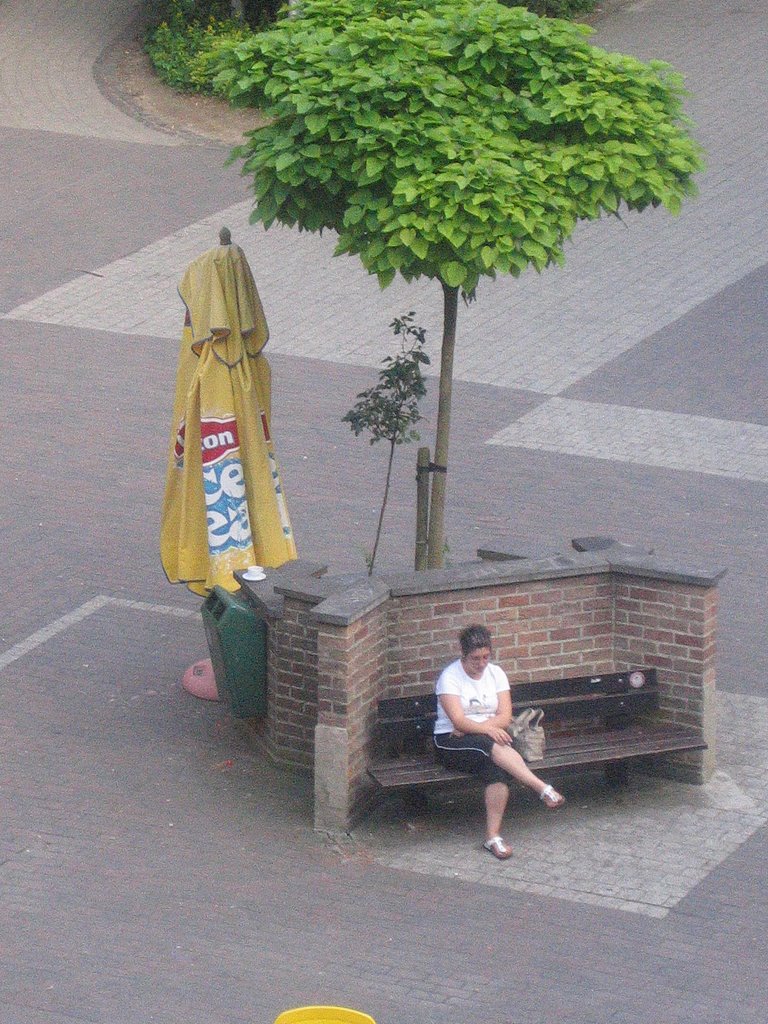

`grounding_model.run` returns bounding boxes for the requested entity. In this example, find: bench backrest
[376,669,659,754]
[512,668,659,723]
